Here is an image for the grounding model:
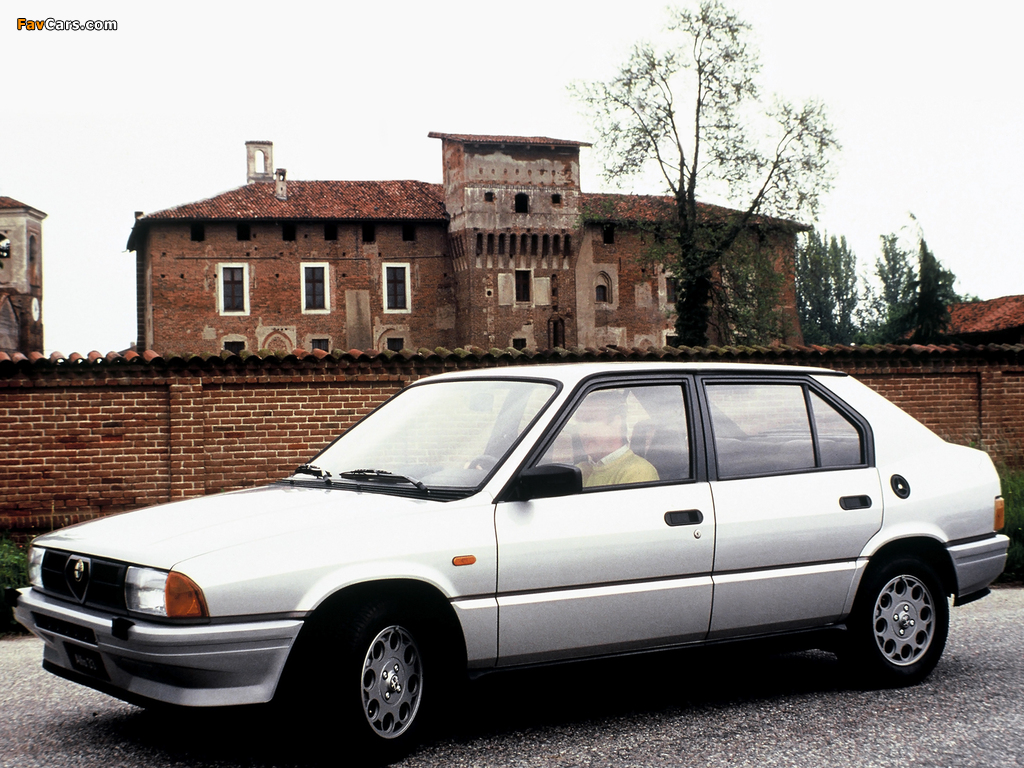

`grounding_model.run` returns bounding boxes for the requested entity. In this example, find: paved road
[3,588,1022,768]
